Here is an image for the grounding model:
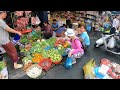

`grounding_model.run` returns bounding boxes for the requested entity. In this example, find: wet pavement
[6,31,120,79]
